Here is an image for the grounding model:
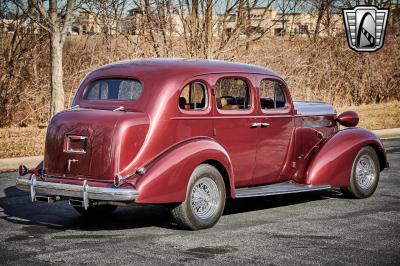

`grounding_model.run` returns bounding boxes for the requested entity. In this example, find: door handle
[250,123,261,128]
[261,122,270,127]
